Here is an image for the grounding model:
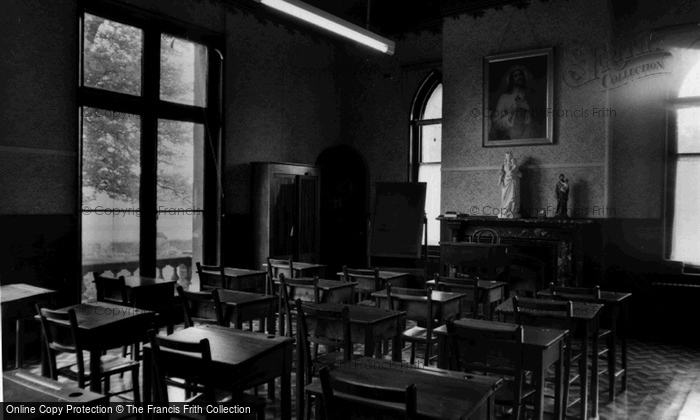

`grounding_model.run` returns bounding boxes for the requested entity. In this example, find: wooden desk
[434,320,567,420]
[274,278,357,337]
[264,261,327,278]
[426,279,506,320]
[305,356,502,420]
[274,277,356,304]
[537,288,632,402]
[302,303,405,361]
[217,290,276,333]
[336,270,409,289]
[200,267,267,292]
[440,241,510,280]
[496,297,602,420]
[53,301,154,394]
[120,276,178,333]
[143,325,294,420]
[371,289,464,324]
[1,284,57,369]
[3,369,108,411]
